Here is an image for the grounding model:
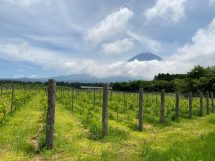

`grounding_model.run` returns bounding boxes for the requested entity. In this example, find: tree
[187,65,206,79]
[174,79,189,92]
